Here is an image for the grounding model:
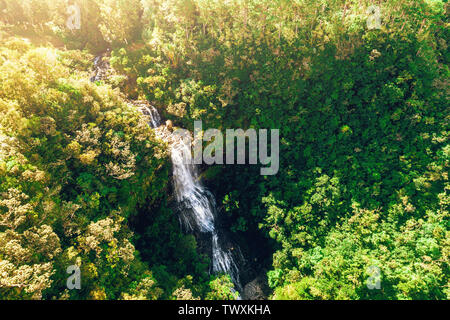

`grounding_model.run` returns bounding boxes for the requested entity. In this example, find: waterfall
[90,55,242,296]
[143,105,242,293]
[90,54,110,82]
[136,102,162,128]
[211,231,240,288]
[171,138,215,233]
